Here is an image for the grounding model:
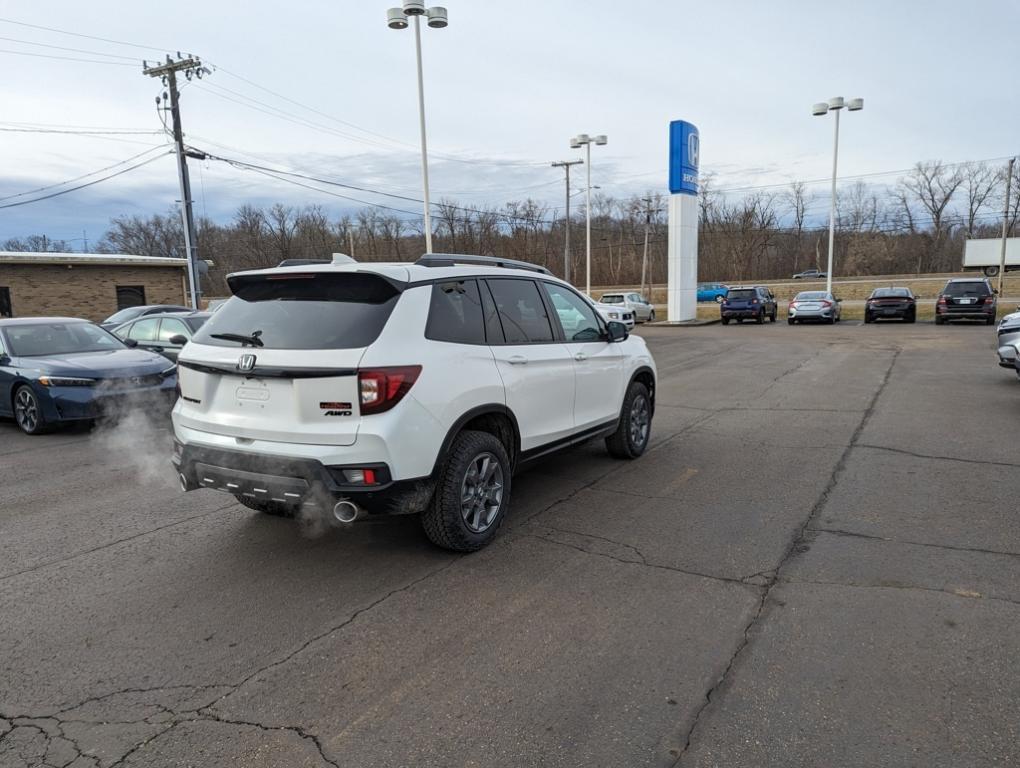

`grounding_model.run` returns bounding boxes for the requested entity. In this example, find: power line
[0,48,138,66]
[0,127,162,136]
[0,17,166,53]
[0,35,142,60]
[0,152,169,209]
[0,145,168,203]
